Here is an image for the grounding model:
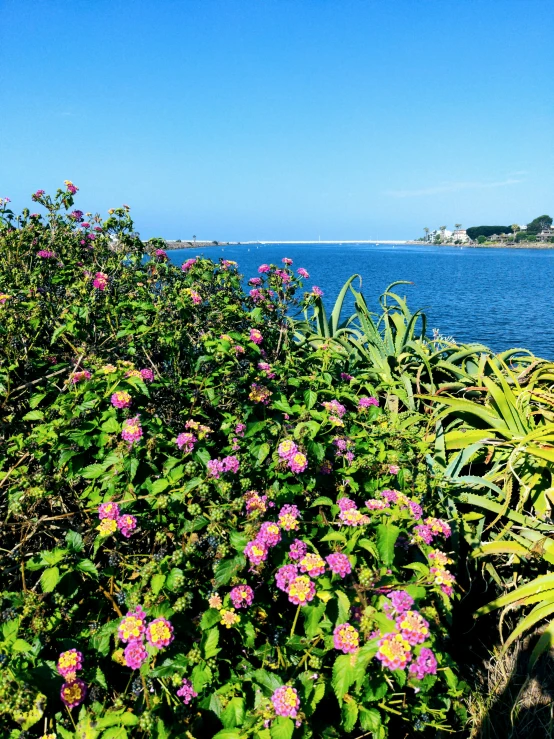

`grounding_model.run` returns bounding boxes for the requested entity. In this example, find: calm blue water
[166,243,554,359]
